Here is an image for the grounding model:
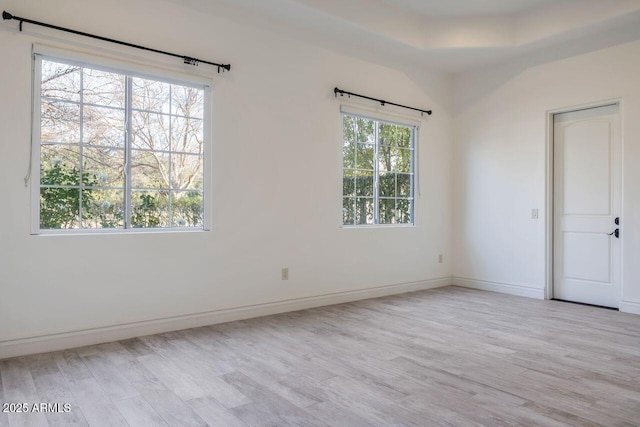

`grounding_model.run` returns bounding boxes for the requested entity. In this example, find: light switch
[531,208,539,220]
